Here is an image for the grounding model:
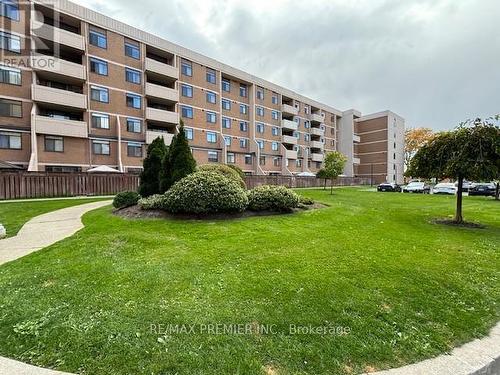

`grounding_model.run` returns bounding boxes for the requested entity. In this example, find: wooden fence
[0,172,139,200]
[244,175,371,189]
